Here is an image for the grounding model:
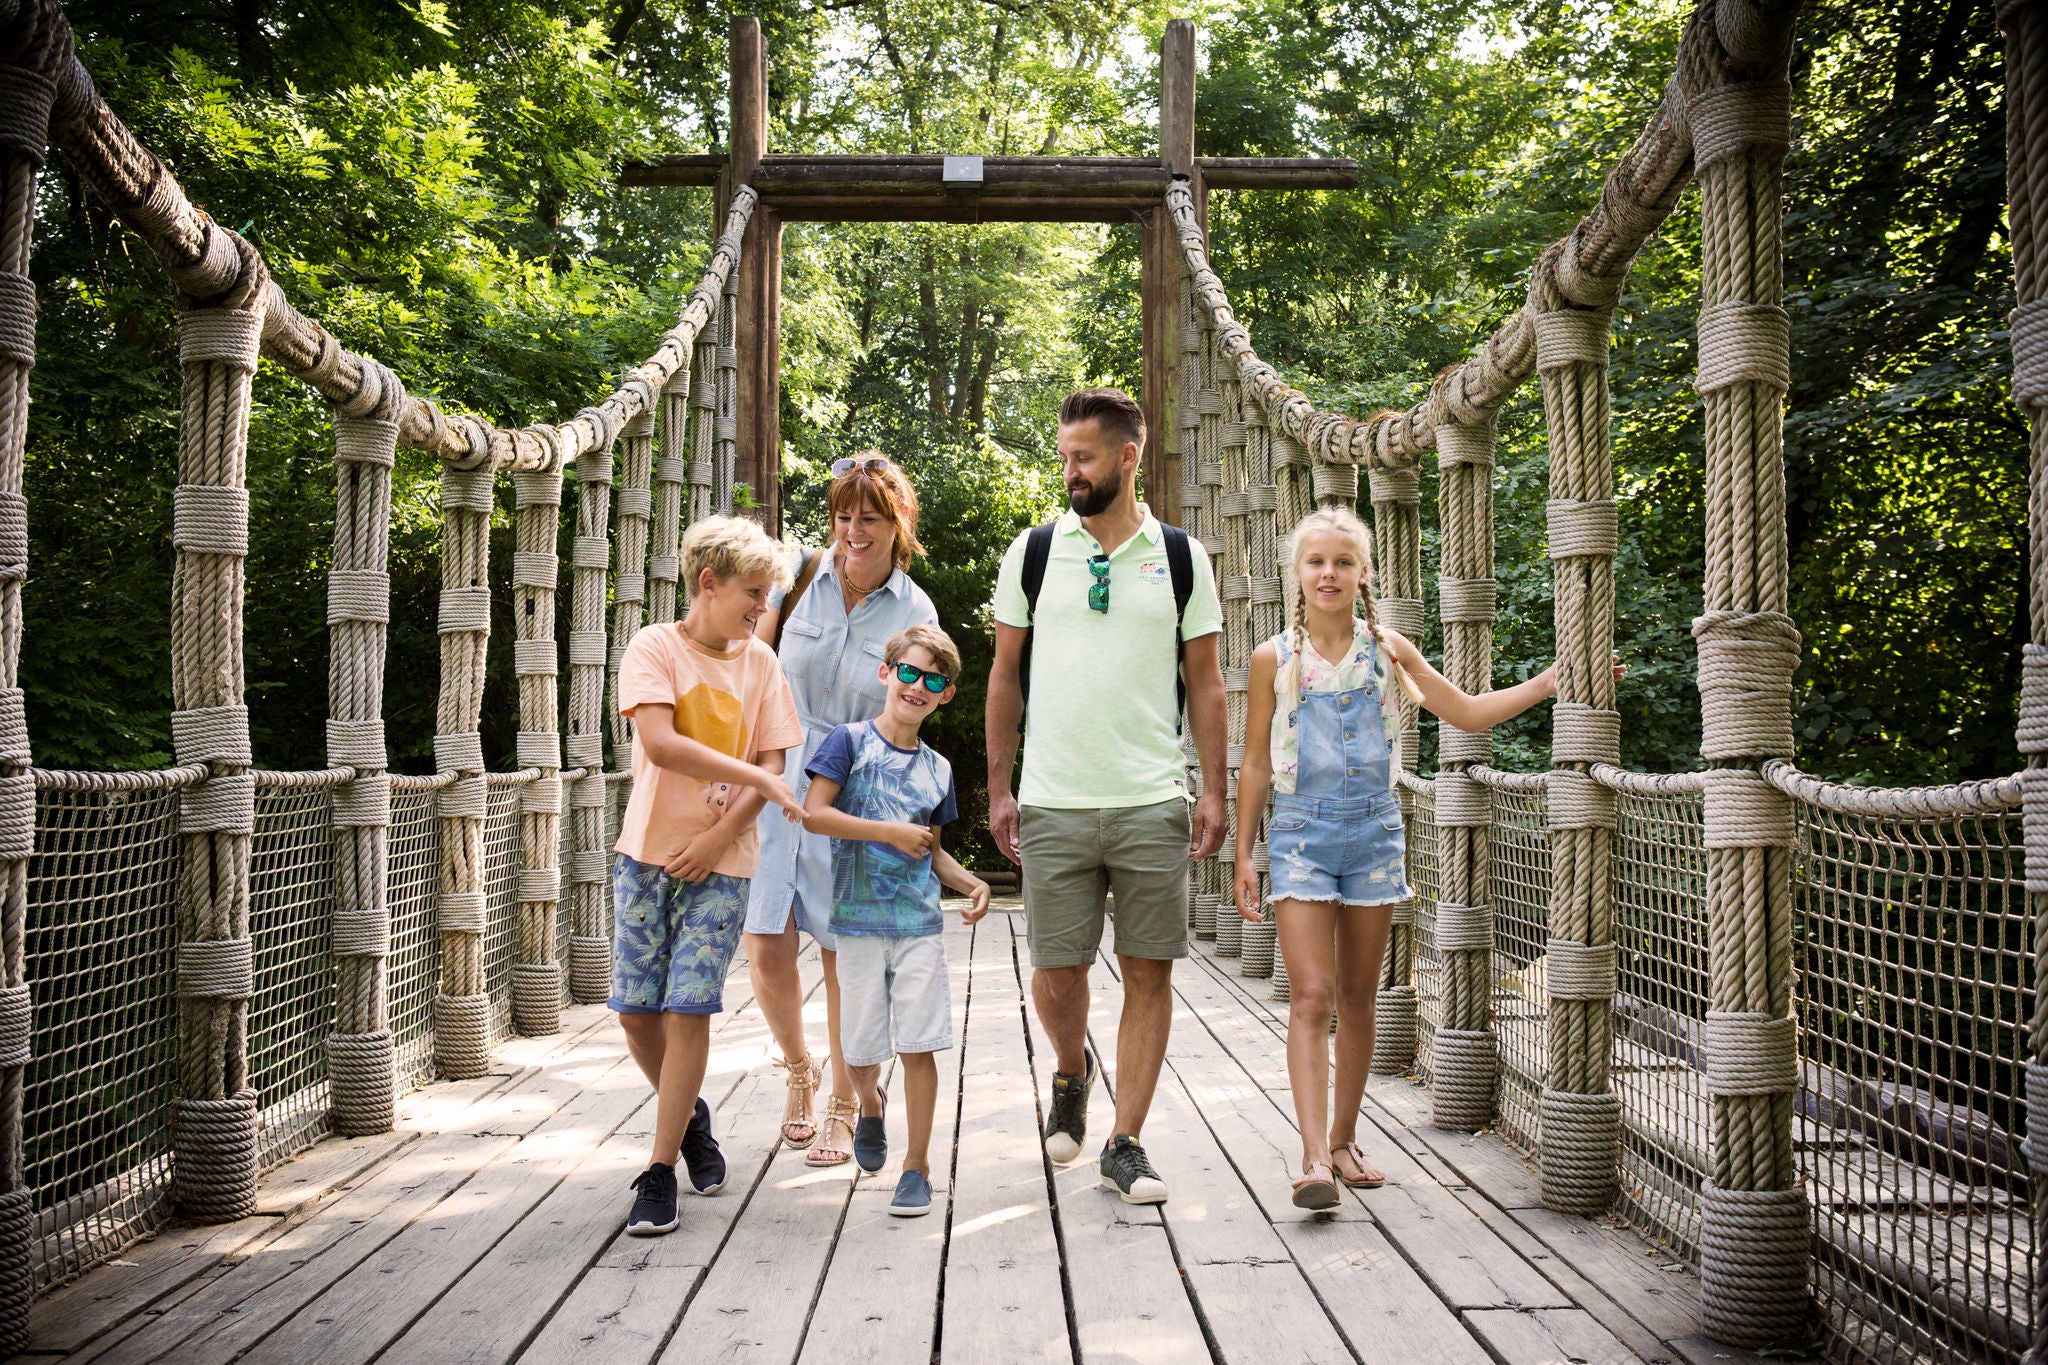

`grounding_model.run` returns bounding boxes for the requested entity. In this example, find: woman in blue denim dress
[748,456,938,1166]
[1233,508,1608,1209]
